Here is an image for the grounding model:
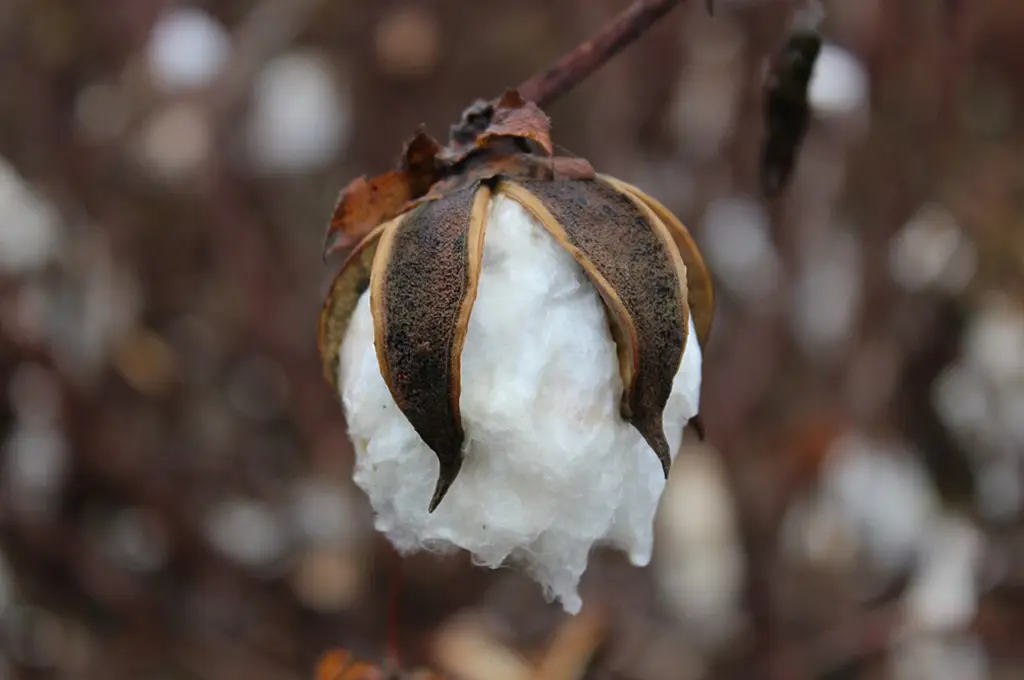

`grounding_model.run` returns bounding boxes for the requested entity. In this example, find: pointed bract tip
[642,429,672,480]
[657,450,671,480]
[428,458,463,513]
